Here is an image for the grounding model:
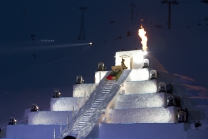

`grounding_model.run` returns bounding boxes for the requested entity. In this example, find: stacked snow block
[108,106,178,123]
[73,83,97,97]
[104,62,194,124]
[27,97,86,125]
[107,77,179,123]
[115,93,169,109]
[28,111,75,125]
[50,97,85,111]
